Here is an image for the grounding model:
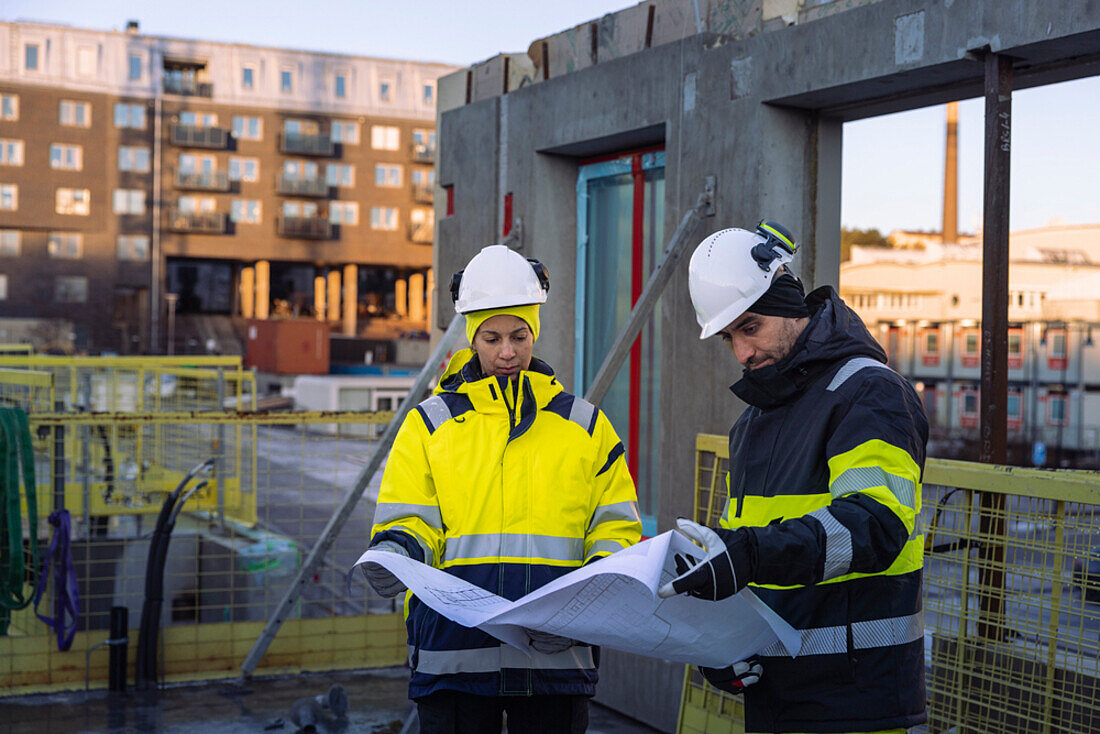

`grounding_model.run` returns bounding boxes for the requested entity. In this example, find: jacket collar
[435,348,563,416]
